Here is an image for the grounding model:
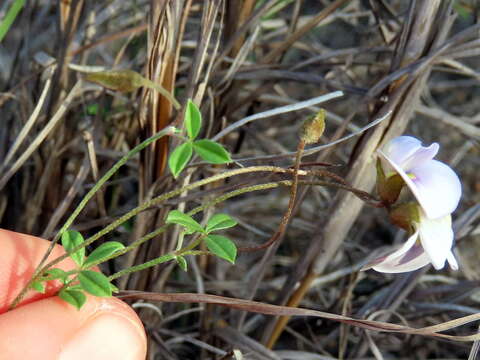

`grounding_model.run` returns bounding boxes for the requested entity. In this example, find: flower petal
[447,251,459,270]
[402,143,439,171]
[382,136,422,167]
[381,136,438,172]
[409,160,462,219]
[418,214,454,270]
[370,232,431,273]
[379,152,461,219]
